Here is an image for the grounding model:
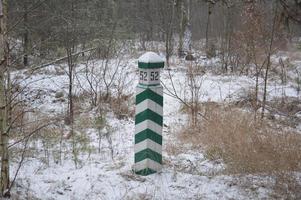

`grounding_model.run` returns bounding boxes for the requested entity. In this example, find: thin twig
[8,120,56,148]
